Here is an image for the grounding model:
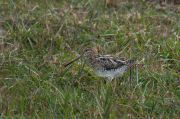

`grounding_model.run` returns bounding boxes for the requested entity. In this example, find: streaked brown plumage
[64,48,144,81]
